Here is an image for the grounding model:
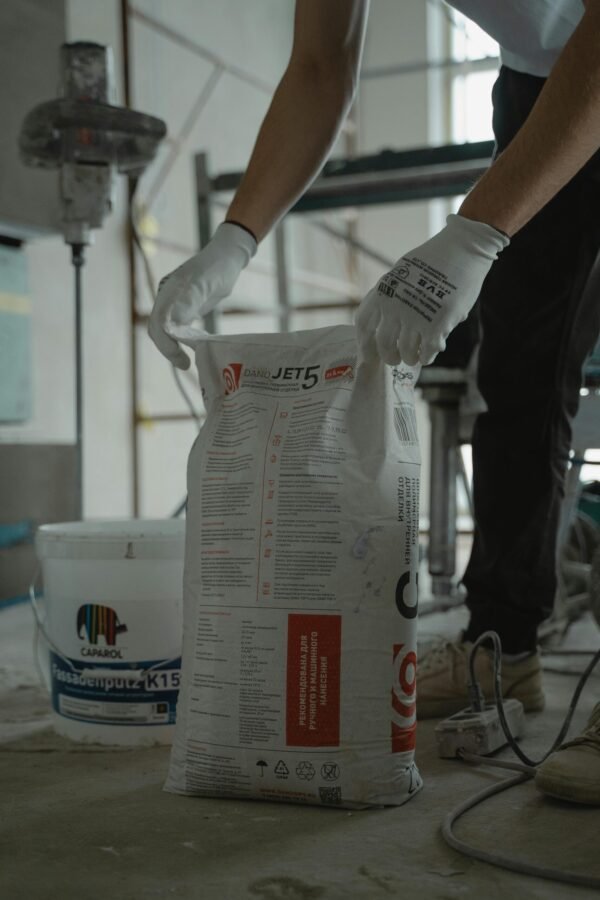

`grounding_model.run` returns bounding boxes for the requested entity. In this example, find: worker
[149,1,600,805]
